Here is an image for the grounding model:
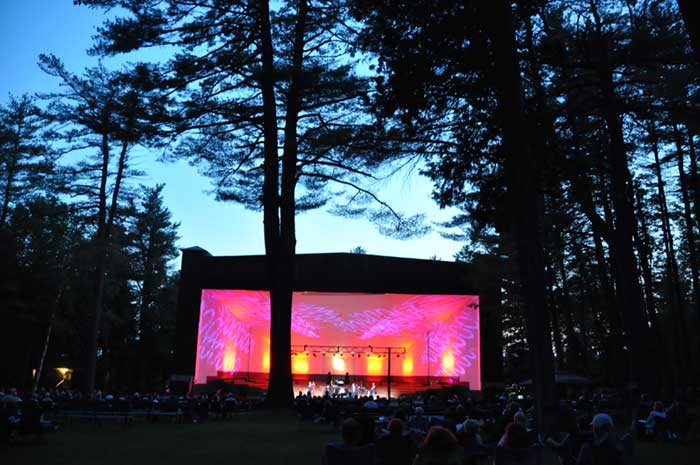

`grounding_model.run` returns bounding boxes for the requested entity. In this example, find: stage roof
[177,247,478,294]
